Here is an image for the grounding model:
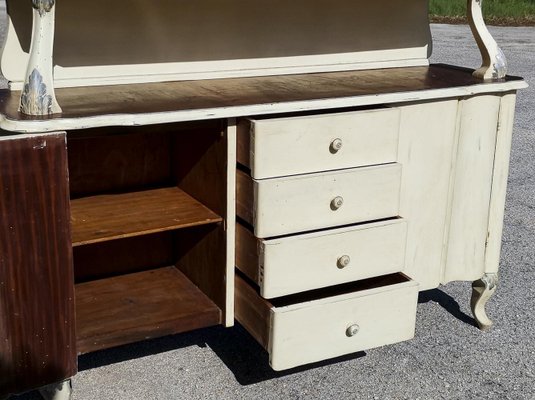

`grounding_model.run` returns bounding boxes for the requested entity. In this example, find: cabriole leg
[38,380,72,400]
[470,273,498,330]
